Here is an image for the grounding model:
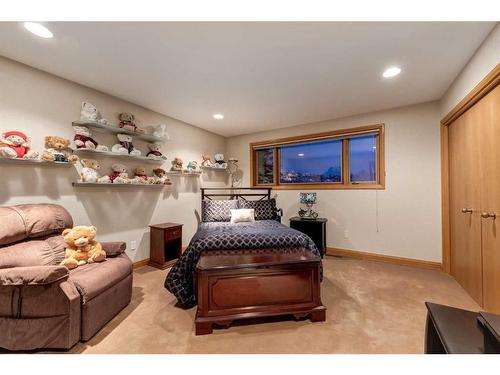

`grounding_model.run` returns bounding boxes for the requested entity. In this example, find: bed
[164,188,322,307]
